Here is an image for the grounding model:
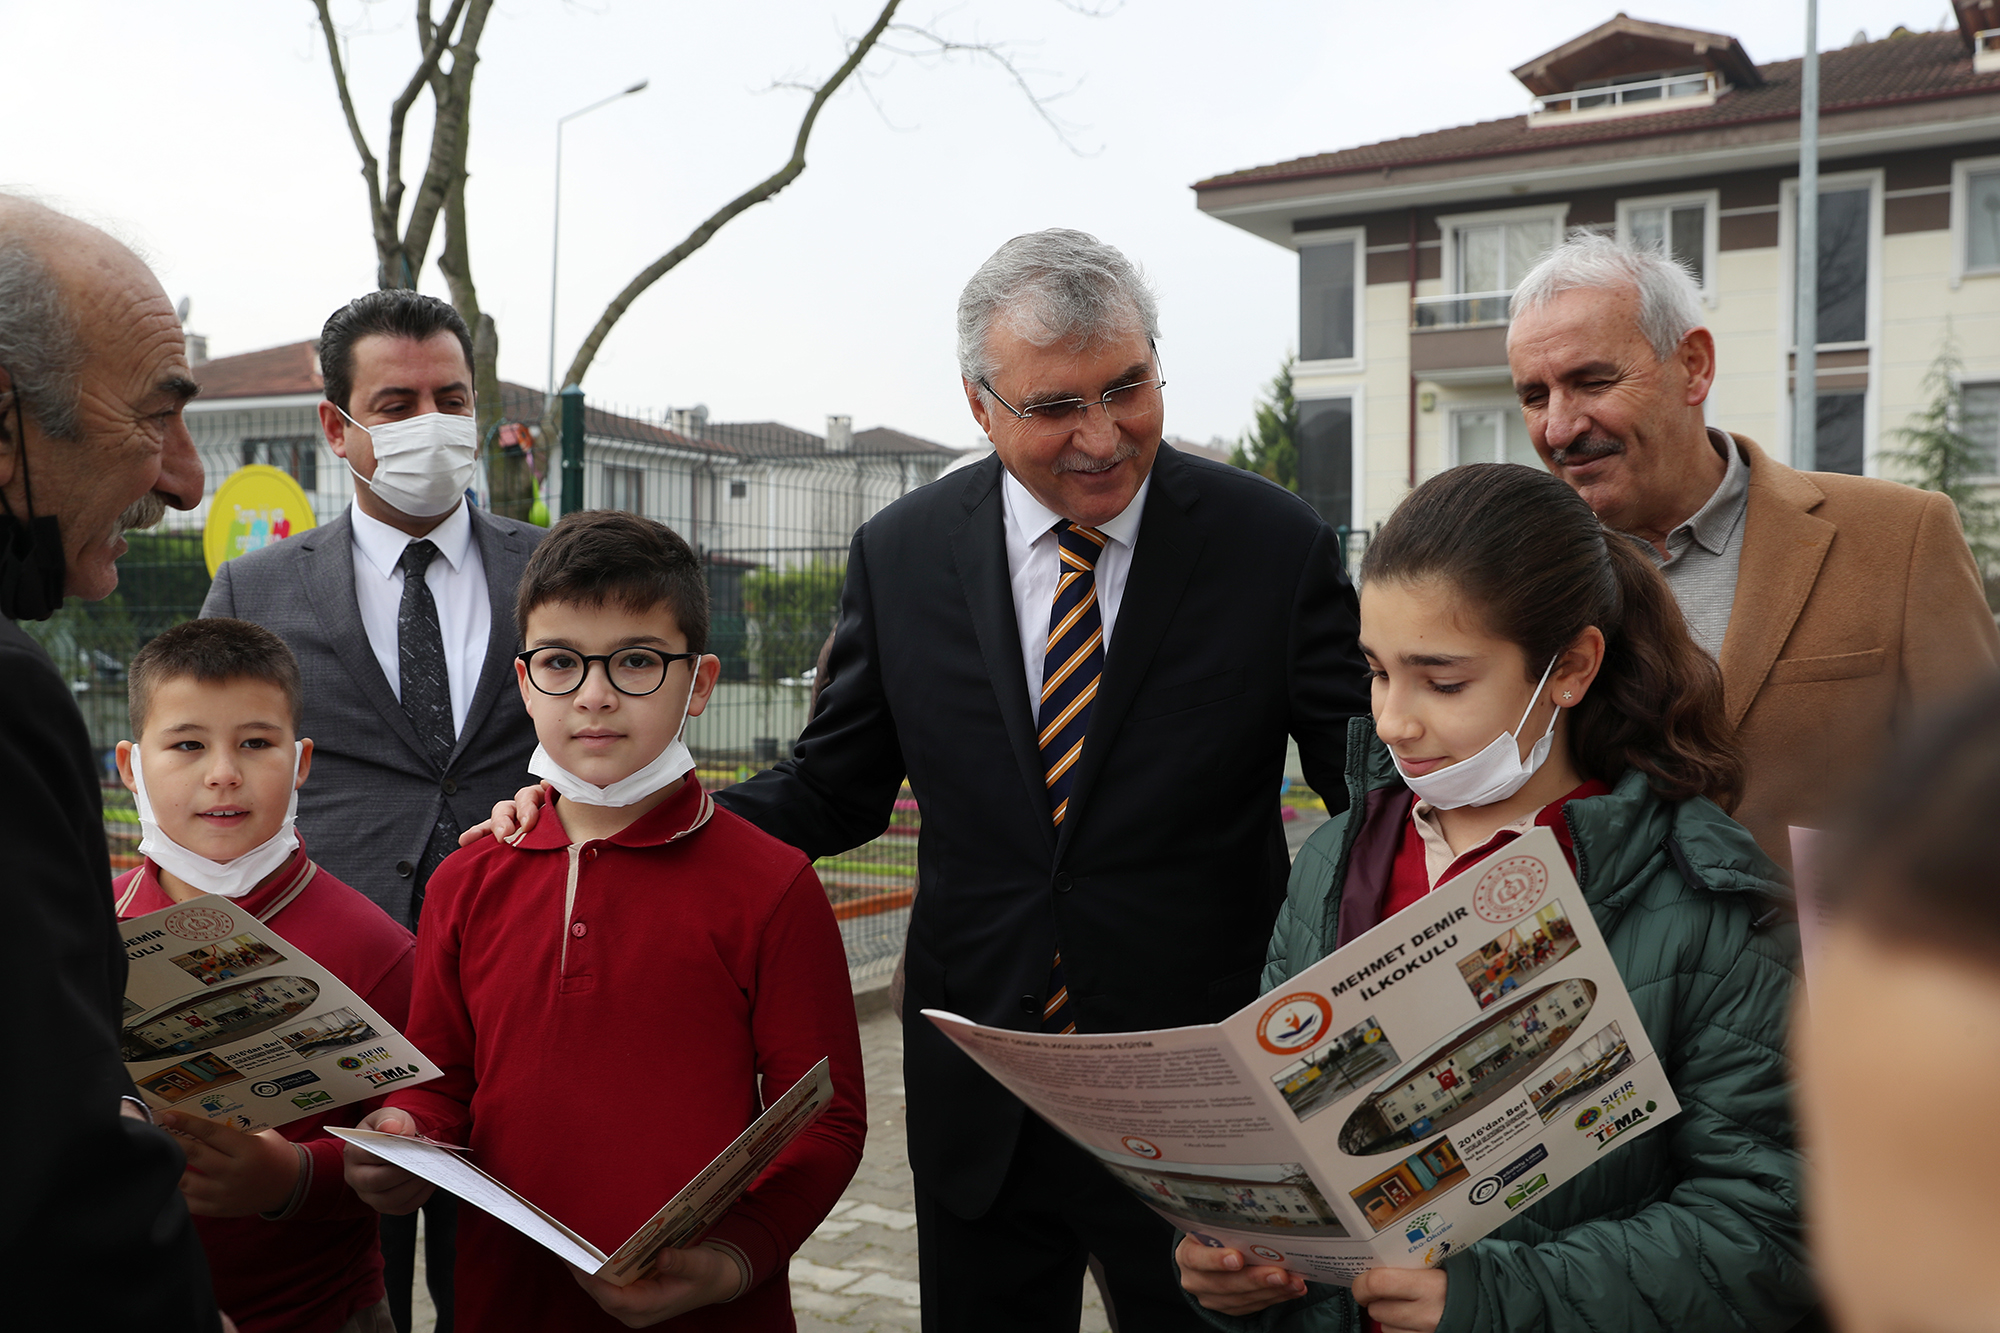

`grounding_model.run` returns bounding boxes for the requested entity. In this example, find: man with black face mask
[0,195,223,1326]
[201,289,545,1332]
